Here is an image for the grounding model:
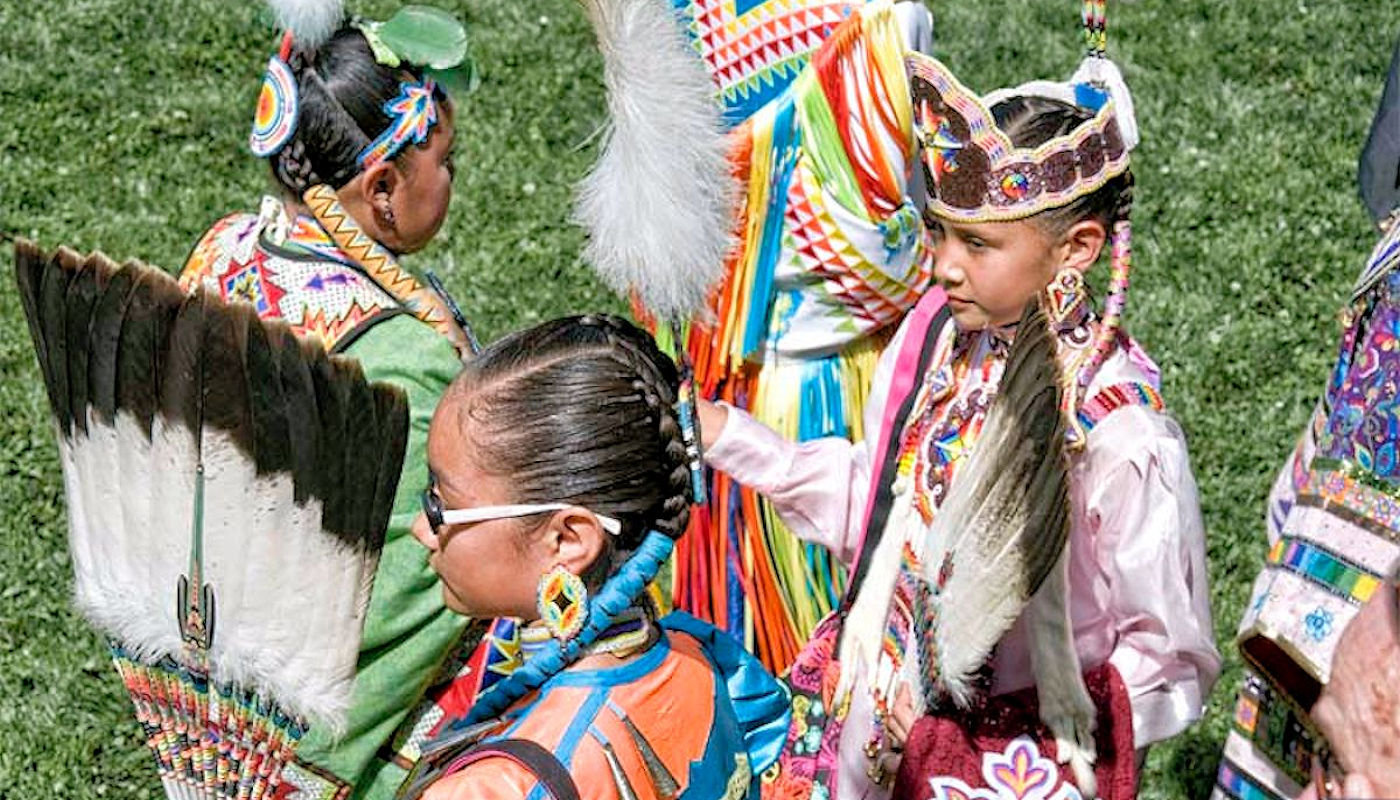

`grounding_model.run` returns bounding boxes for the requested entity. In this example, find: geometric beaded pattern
[671,0,859,125]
